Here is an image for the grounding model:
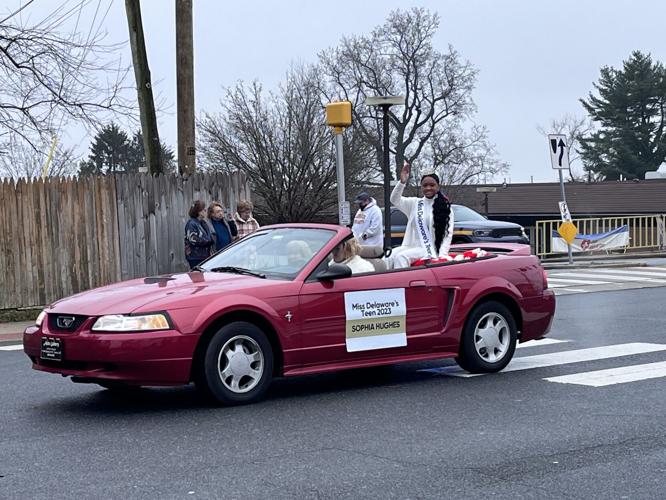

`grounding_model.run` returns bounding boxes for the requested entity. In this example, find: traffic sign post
[548,134,574,264]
